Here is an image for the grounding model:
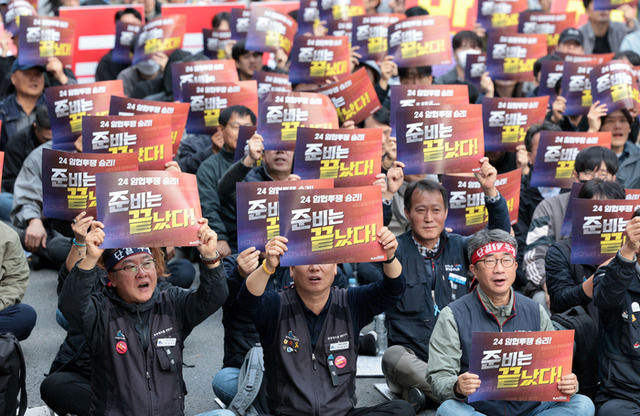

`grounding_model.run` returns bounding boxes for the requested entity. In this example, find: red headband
[471,242,516,264]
